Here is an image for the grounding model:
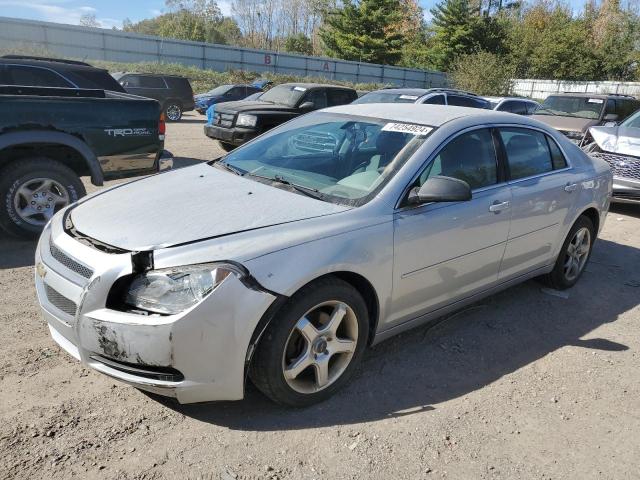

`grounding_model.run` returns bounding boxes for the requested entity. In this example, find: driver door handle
[564,183,578,193]
[489,200,510,213]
